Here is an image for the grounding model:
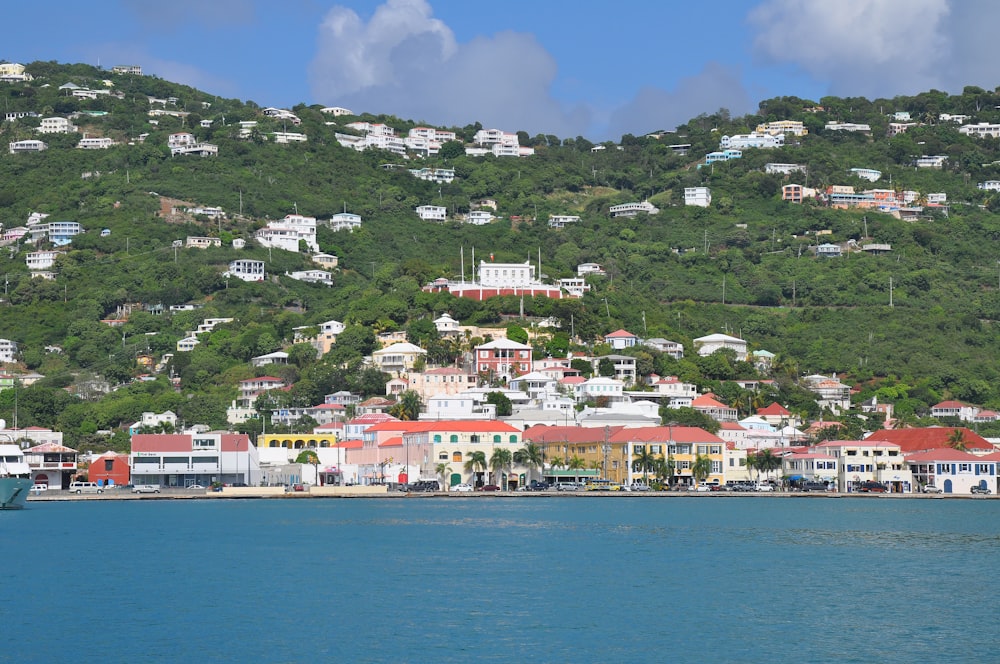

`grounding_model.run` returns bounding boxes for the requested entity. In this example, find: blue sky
[4,0,997,139]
